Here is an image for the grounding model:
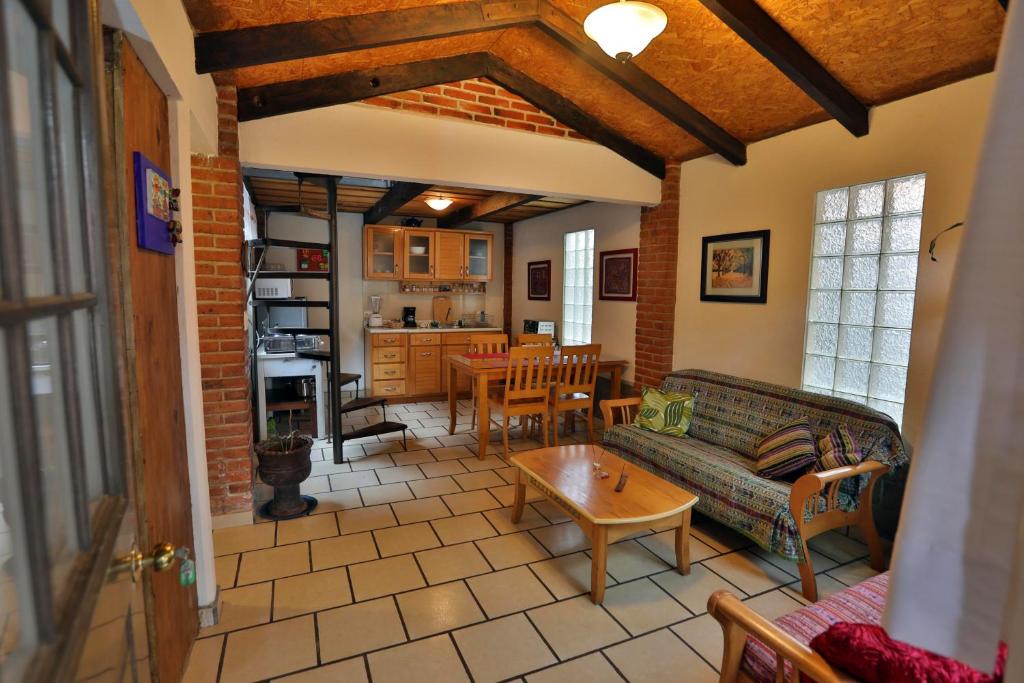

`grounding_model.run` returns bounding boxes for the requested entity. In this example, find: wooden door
[435,231,465,280]
[464,232,493,281]
[409,346,442,395]
[109,34,197,682]
[403,229,435,280]
[364,225,403,279]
